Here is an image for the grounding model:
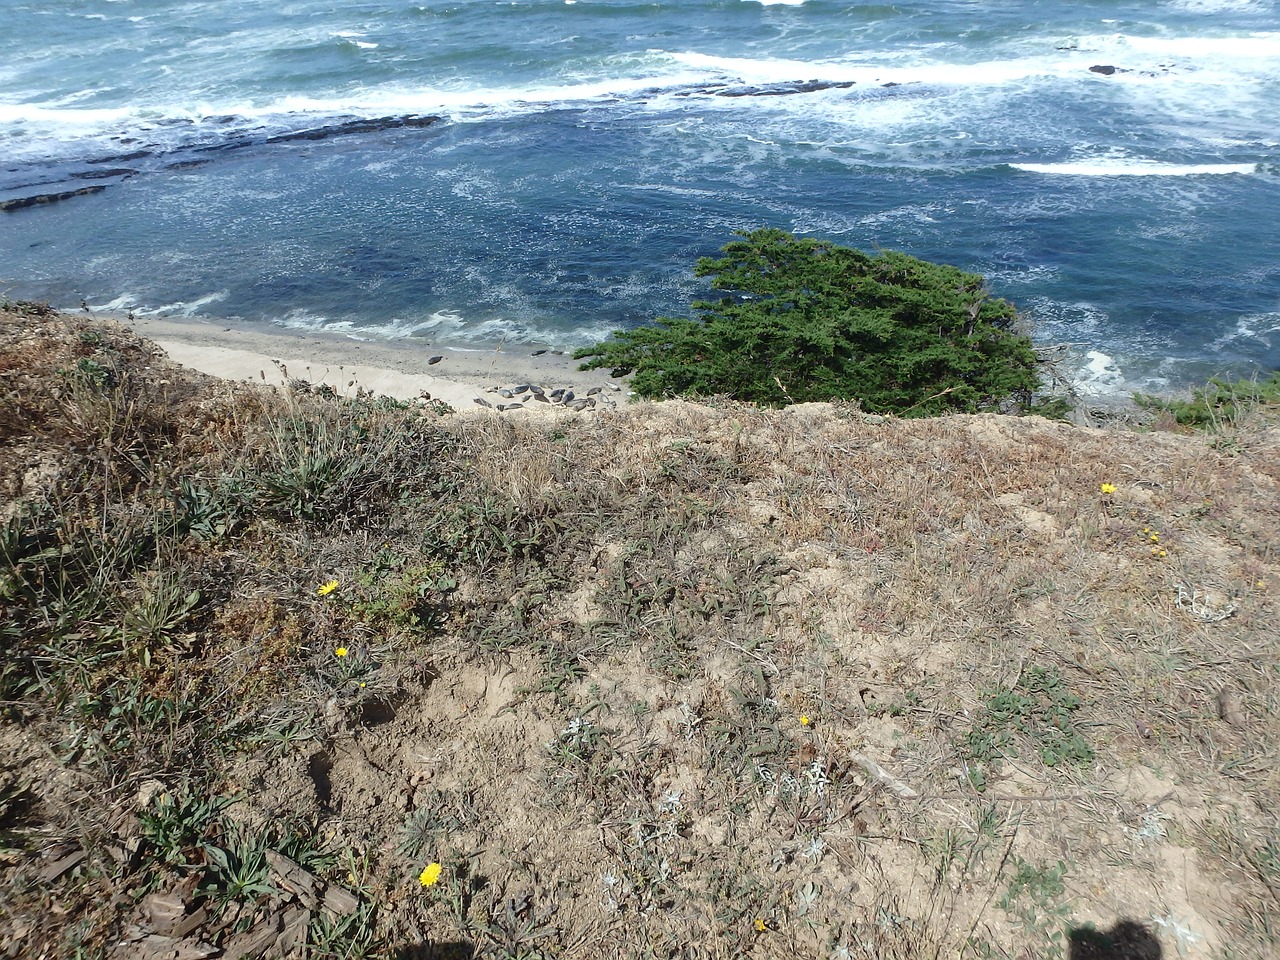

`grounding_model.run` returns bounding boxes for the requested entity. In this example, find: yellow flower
[799,715,812,727]
[1100,483,1117,495]
[419,862,442,888]
[317,579,339,596]
[335,646,349,658]
[754,918,768,933]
